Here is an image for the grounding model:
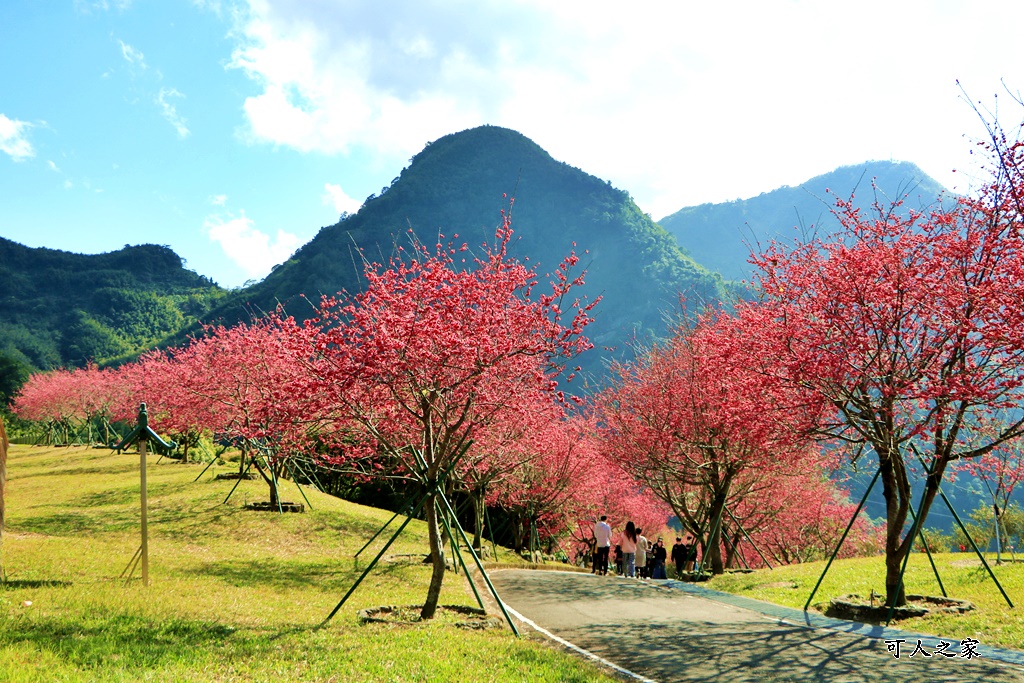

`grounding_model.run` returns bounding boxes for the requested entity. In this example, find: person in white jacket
[635,528,649,579]
[593,515,613,575]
